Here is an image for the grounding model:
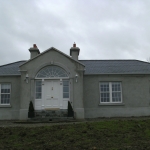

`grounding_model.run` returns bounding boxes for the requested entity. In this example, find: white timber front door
[44,80,60,109]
